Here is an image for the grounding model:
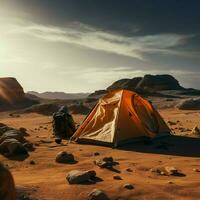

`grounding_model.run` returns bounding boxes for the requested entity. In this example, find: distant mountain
[89,74,187,99]
[28,91,91,100]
